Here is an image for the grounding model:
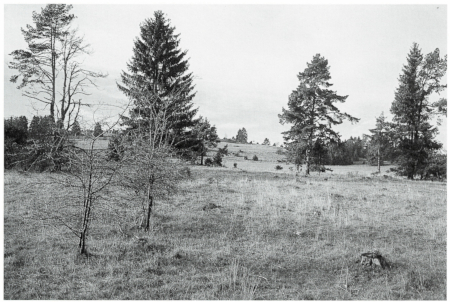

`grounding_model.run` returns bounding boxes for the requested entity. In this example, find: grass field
[4,142,446,299]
